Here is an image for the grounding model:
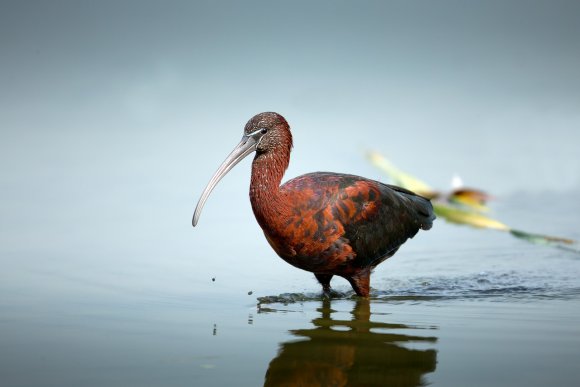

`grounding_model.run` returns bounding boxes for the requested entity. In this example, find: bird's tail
[415,195,435,230]
[388,184,435,231]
